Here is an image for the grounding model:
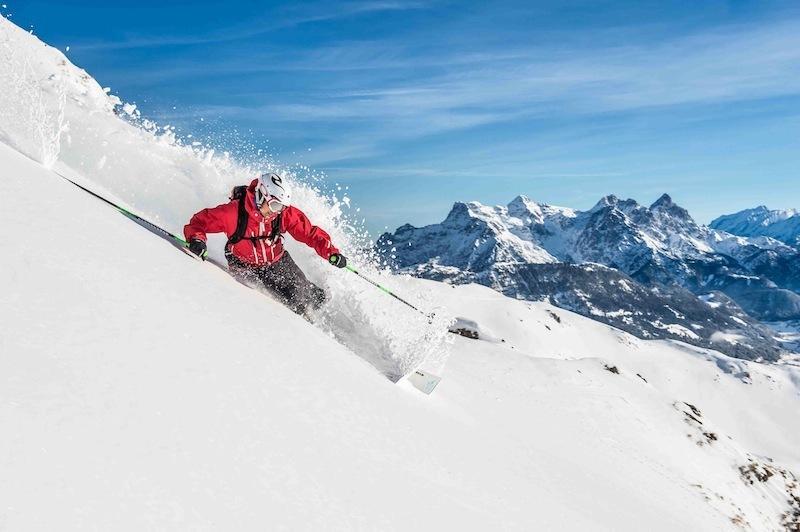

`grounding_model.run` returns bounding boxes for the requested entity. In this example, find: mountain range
[378,194,800,361]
